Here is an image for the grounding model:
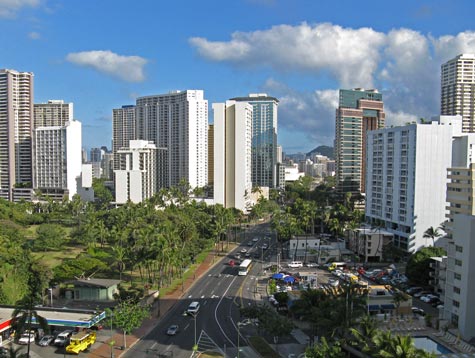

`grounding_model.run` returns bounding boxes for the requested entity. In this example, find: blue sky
[1,0,475,154]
